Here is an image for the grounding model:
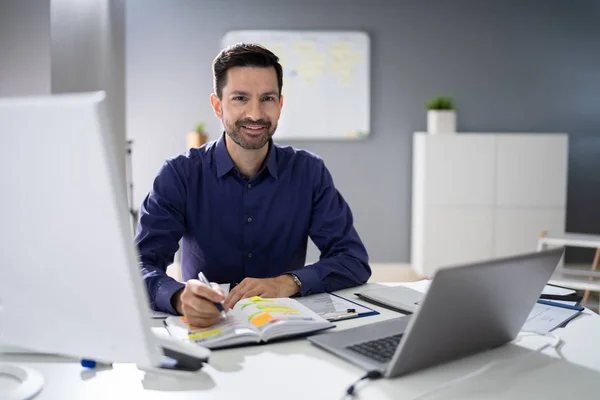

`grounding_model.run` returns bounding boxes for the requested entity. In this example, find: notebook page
[296,293,374,320]
[522,303,581,334]
[235,297,332,341]
[165,309,259,349]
